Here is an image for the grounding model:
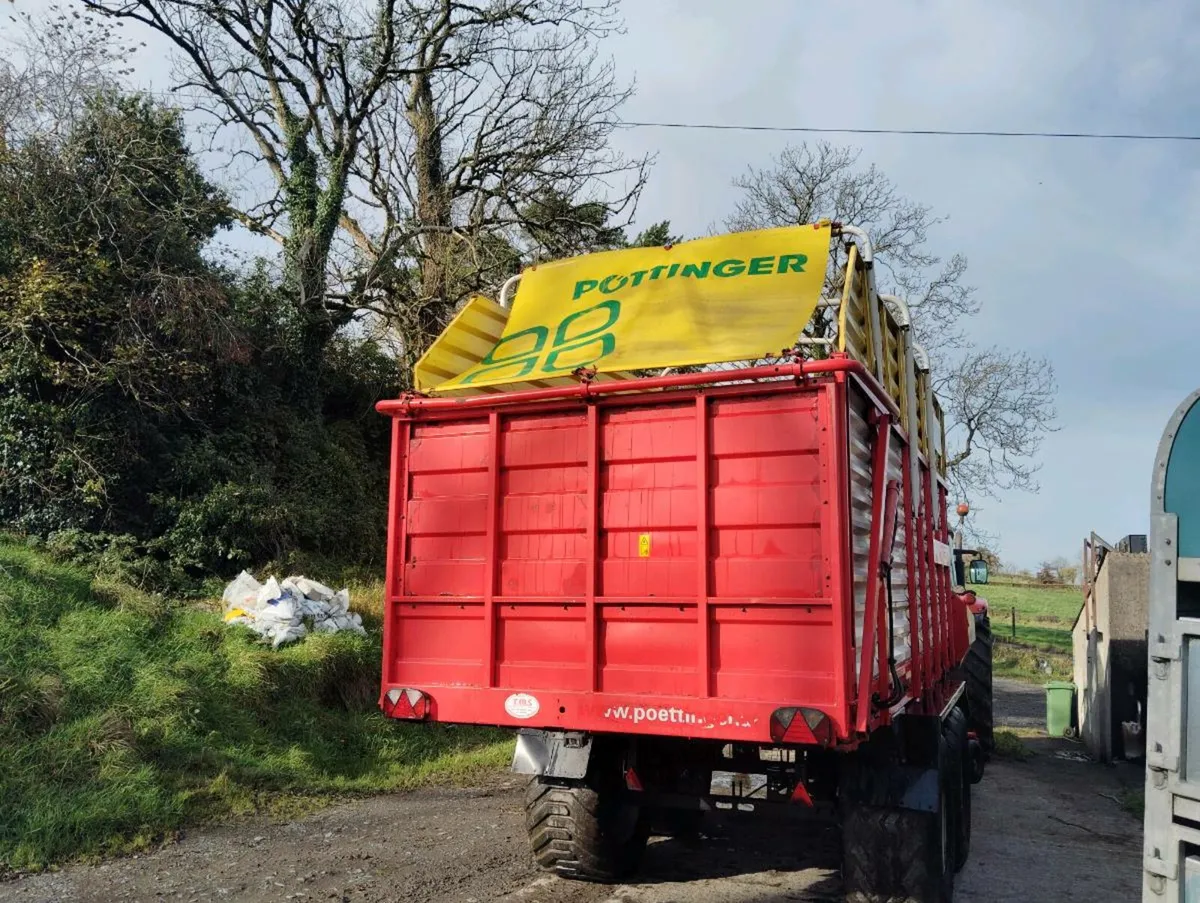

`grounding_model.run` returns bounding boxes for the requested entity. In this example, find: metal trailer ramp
[1144,389,1200,901]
